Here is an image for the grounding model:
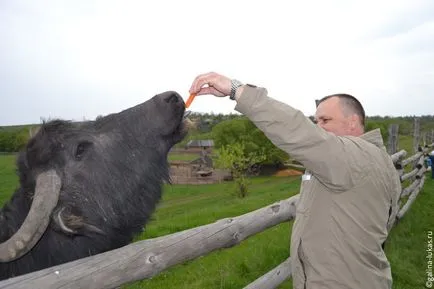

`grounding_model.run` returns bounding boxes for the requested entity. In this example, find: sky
[1,0,434,125]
